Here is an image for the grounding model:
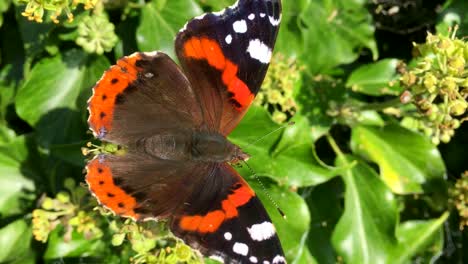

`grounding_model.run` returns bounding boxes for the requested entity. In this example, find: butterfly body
[133,131,246,163]
[86,0,285,263]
